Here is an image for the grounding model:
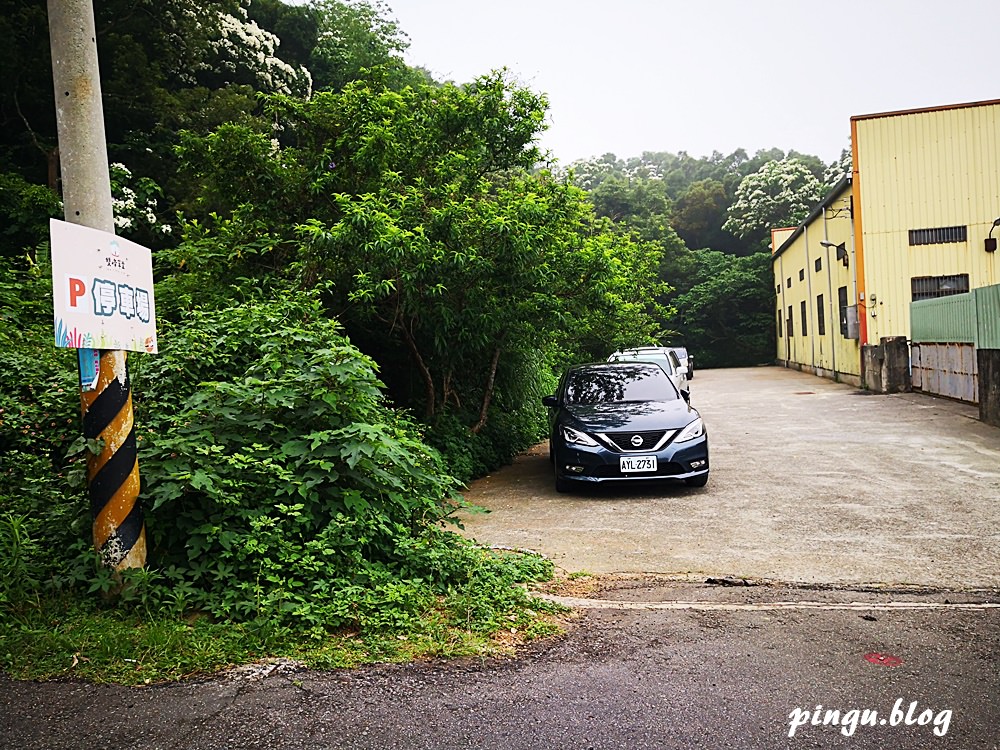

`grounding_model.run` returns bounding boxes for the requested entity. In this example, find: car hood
[565,400,698,432]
